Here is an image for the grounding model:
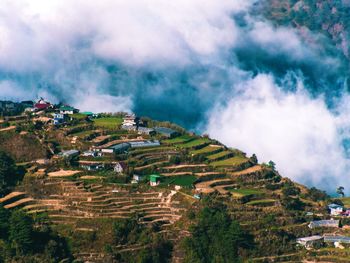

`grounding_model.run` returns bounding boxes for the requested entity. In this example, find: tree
[268,160,276,170]
[9,210,34,255]
[0,205,9,239]
[337,186,345,197]
[0,151,17,195]
[182,206,252,263]
[250,154,258,164]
